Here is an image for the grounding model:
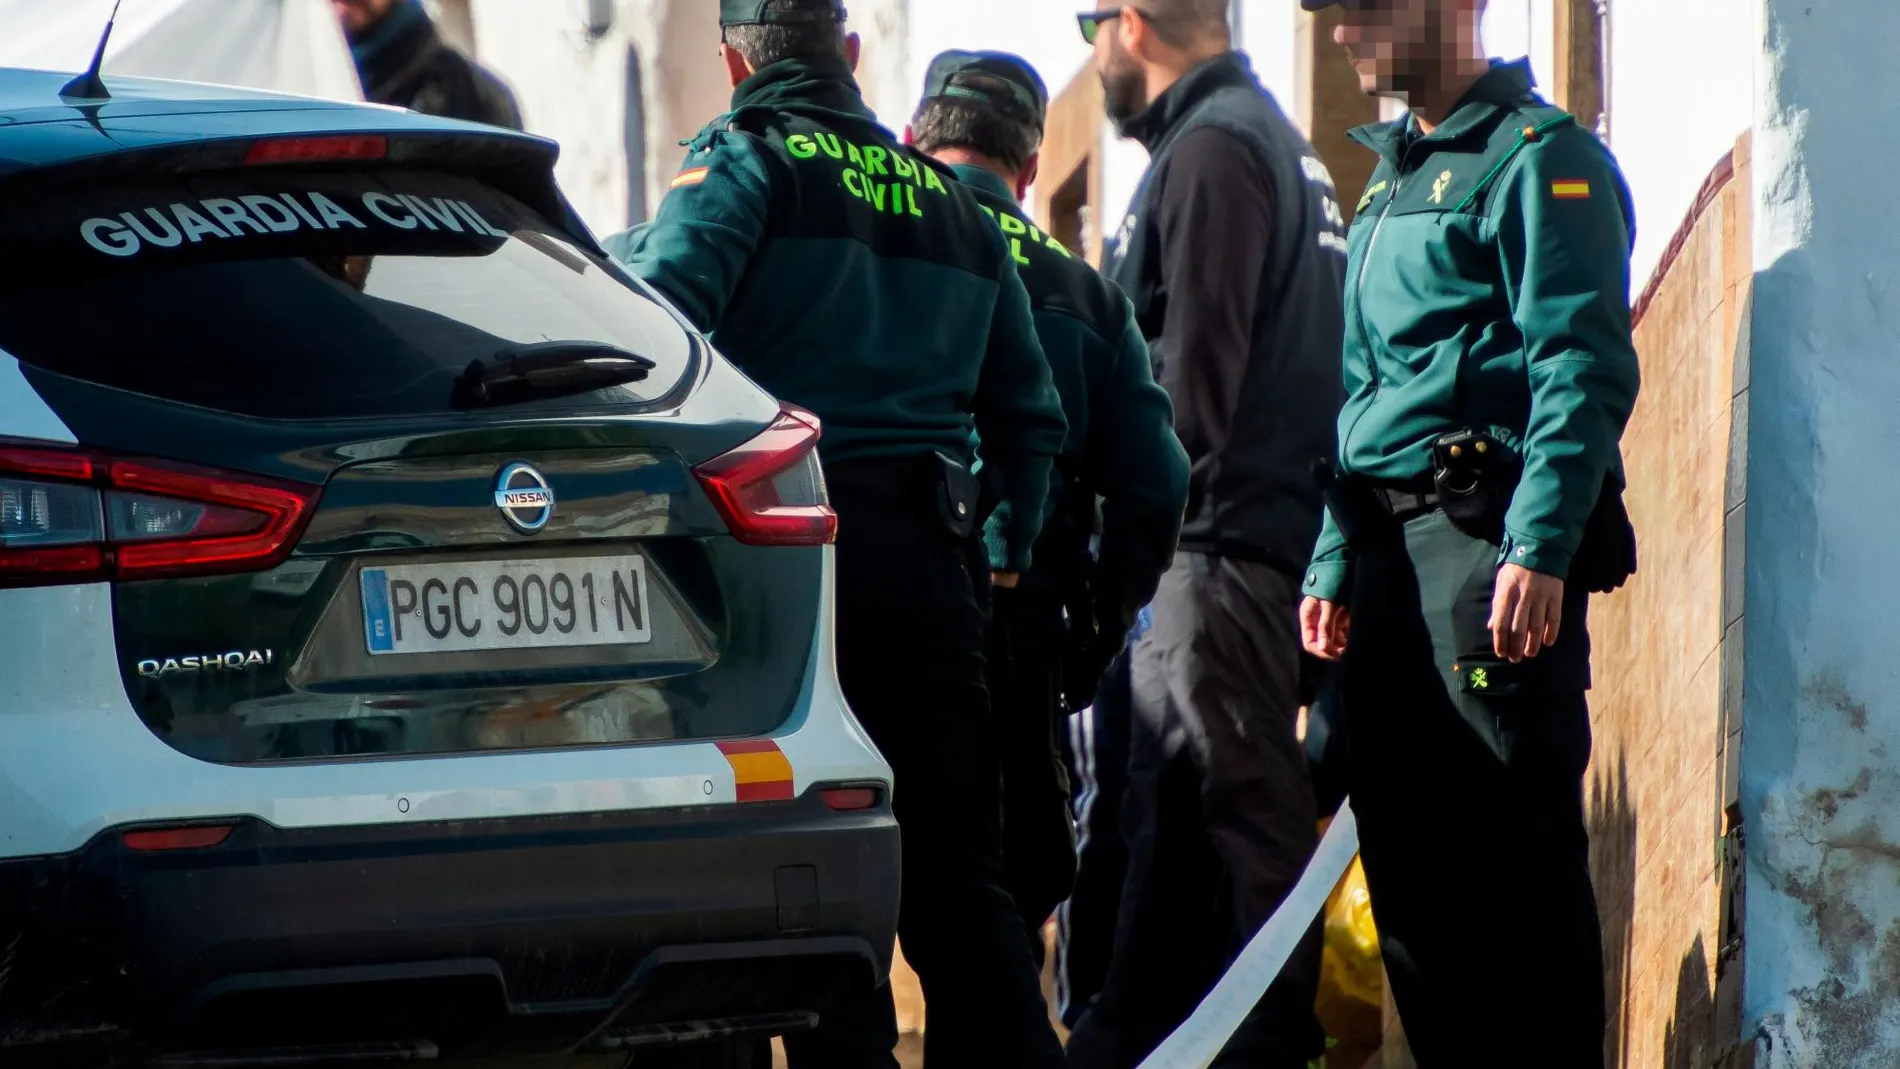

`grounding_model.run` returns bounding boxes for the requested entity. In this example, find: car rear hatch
[0,133,834,764]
